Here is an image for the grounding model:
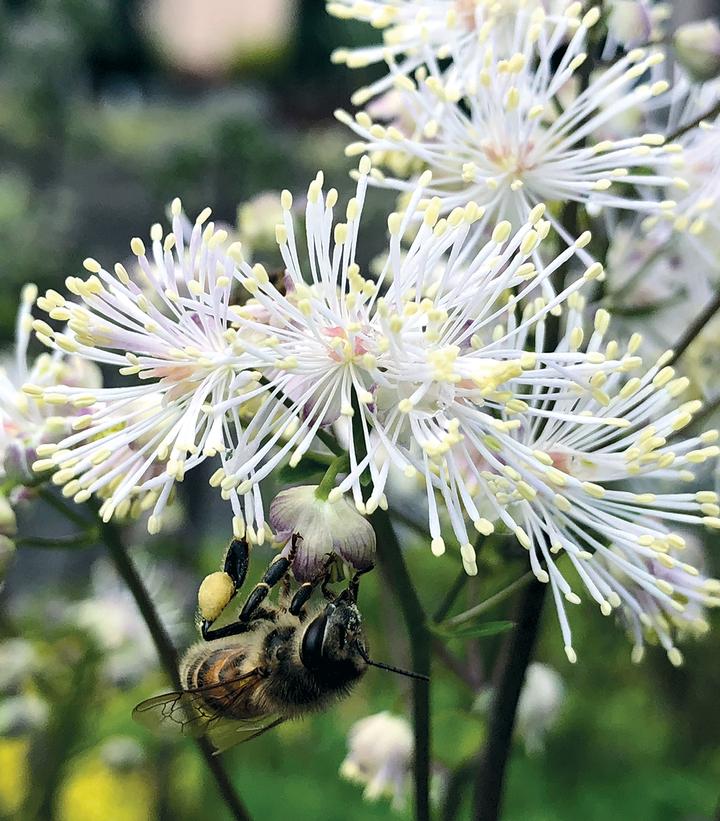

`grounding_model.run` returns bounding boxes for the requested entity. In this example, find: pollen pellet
[198,572,235,622]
